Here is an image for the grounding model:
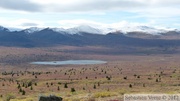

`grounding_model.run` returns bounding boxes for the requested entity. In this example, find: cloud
[20,22,39,27]
[0,0,41,12]
[0,18,44,28]
[0,0,179,29]
[0,0,179,19]
[58,19,153,28]
[58,19,104,28]
[29,0,180,13]
[32,0,146,12]
[58,19,176,29]
[1,0,179,13]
